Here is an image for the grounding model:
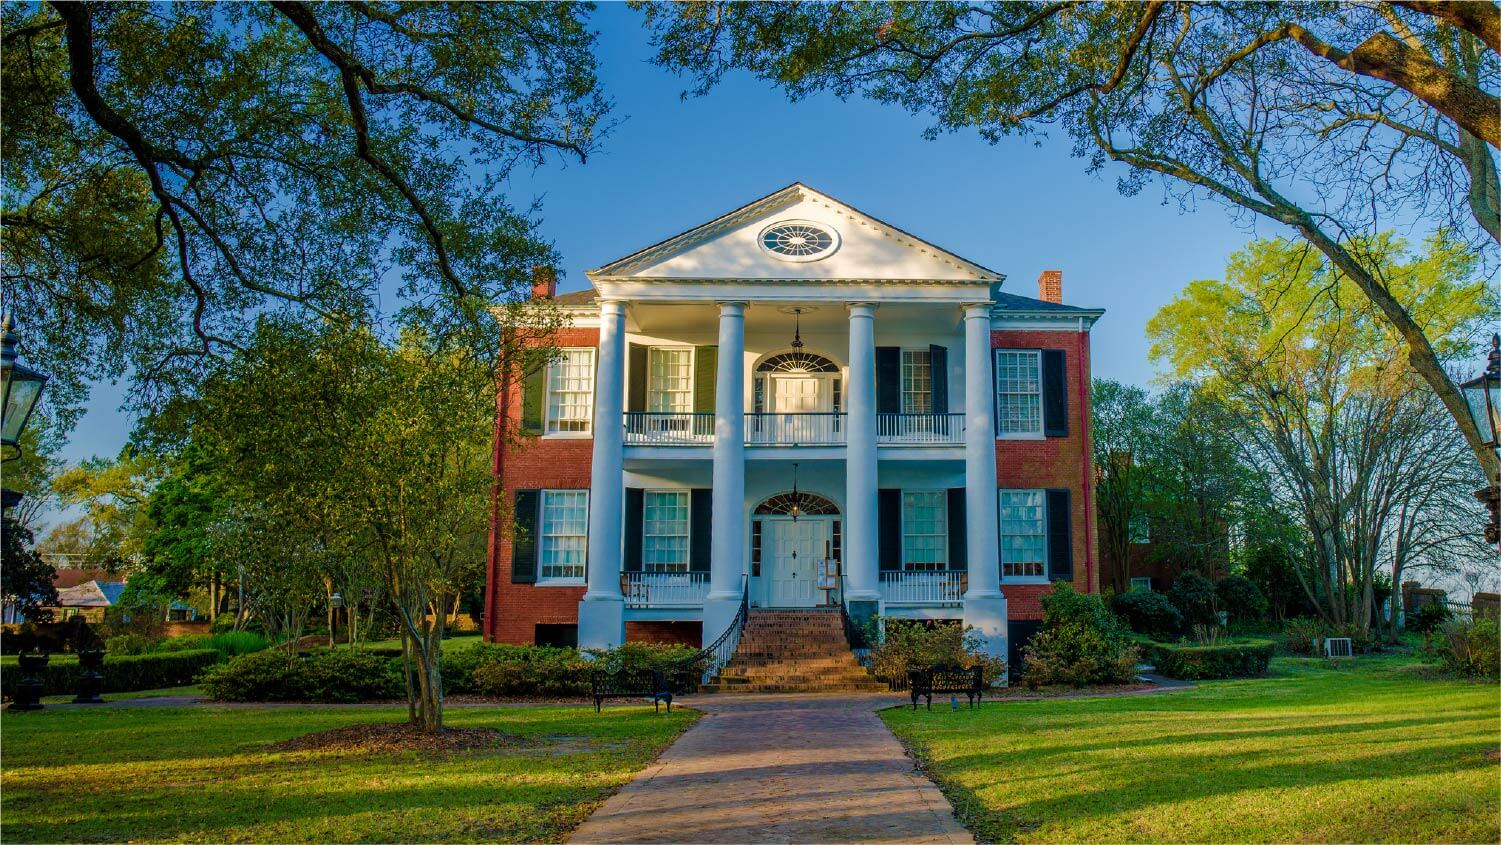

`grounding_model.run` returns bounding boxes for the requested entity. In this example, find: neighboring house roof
[551,288,598,307]
[990,290,1104,316]
[52,568,114,590]
[56,580,117,608]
